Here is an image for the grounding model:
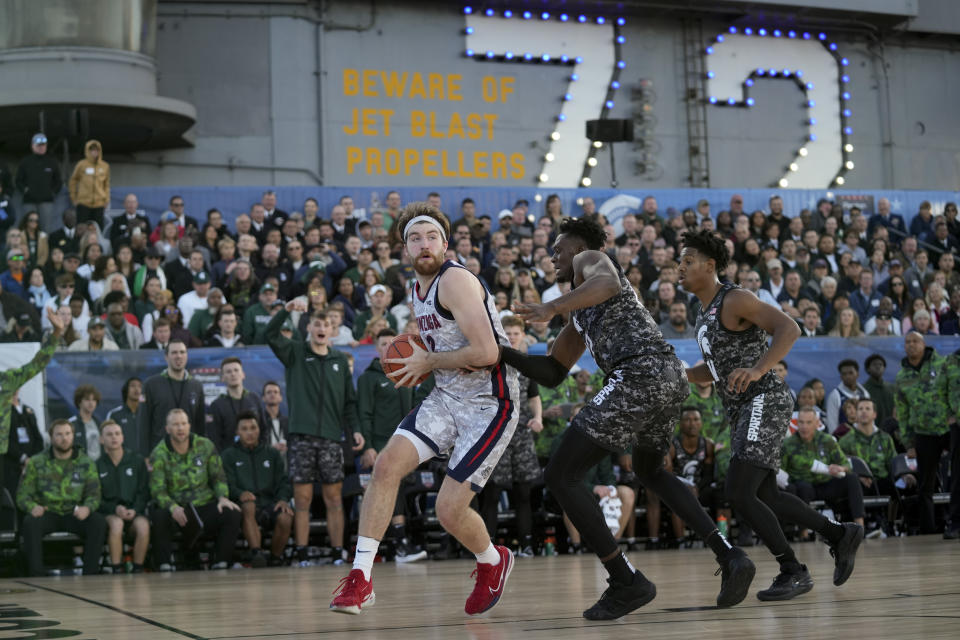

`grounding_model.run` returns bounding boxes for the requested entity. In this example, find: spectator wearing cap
[762,258,785,299]
[0,311,41,343]
[132,245,168,299]
[241,281,280,345]
[68,315,118,351]
[0,249,29,300]
[150,210,183,250]
[15,133,63,233]
[861,354,896,427]
[68,140,110,228]
[177,271,212,327]
[867,311,897,337]
[352,283,396,341]
[105,301,143,350]
[825,359,871,435]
